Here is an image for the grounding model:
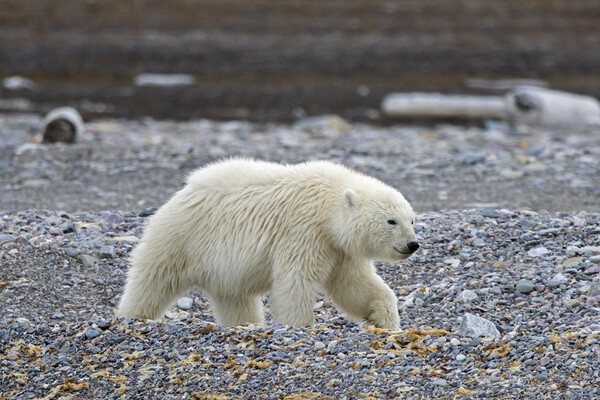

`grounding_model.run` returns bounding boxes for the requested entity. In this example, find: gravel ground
[1,113,600,213]
[1,113,600,399]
